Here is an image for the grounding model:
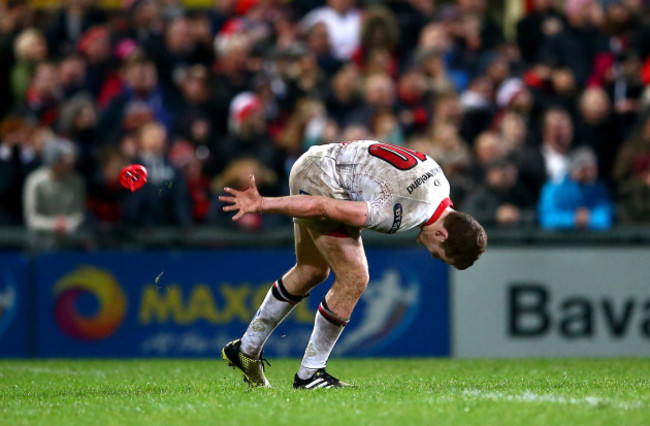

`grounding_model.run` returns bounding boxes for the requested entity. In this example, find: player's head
[418,210,487,270]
